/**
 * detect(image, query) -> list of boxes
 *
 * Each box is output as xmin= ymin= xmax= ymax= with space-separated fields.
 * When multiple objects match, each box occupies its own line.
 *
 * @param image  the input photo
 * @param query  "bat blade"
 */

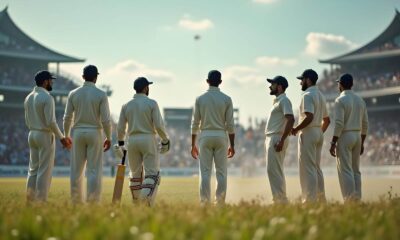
xmin=112 ymin=164 xmax=126 ymax=204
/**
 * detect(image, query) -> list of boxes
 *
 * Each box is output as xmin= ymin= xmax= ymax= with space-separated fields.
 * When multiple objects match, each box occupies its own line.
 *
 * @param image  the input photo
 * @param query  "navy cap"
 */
xmin=133 ymin=77 xmax=153 ymax=91
xmin=83 ymin=65 xmax=99 ymax=77
xmin=34 ymin=70 xmax=56 ymax=82
xmin=336 ymin=73 xmax=353 ymax=86
xmin=267 ymin=75 xmax=289 ymax=89
xmin=208 ymin=70 xmax=222 ymax=82
xmin=297 ymin=69 xmax=318 ymax=83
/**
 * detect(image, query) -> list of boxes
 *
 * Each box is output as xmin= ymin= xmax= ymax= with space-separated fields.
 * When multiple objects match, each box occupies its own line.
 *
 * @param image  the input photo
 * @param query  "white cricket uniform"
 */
xmin=24 ymin=86 xmax=64 ymax=201
xmin=333 ymin=90 xmax=368 ymax=201
xmin=117 ymin=93 xmax=169 ymax=204
xmin=63 ymin=81 xmax=111 ymax=203
xmin=298 ymin=86 xmax=328 ymax=202
xmin=265 ymin=93 xmax=293 ymax=203
xmin=191 ymin=86 xmax=235 ymax=204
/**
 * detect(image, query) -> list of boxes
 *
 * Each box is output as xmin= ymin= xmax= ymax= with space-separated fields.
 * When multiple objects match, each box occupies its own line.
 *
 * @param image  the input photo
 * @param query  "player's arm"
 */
xmin=152 ymin=102 xmax=169 ymax=142
xmin=330 ymin=100 xmax=344 ymax=157
xmin=45 ymin=96 xmax=71 ymax=149
xmin=360 ymin=105 xmax=369 ymax=155
xmin=191 ymin=98 xmax=201 ymax=159
xmin=63 ymin=92 xmax=74 ymax=138
xmin=24 ymin=98 xmax=30 ymax=128
xmin=116 ymin=105 xmax=127 ymax=146
xmin=99 ymin=94 xmax=112 ymax=151
xmin=292 ymin=95 xmax=314 ymax=135
xmin=275 ymin=114 xmax=294 ymax=152
xmin=225 ymin=97 xmax=235 ymax=158
xmin=292 ymin=112 xmax=313 ymax=135
xmin=321 ymin=100 xmax=330 ymax=133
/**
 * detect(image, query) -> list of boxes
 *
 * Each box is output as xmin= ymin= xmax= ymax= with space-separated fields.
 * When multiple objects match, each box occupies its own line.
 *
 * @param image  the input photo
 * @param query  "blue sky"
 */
xmin=2 ymin=0 xmax=399 ymax=126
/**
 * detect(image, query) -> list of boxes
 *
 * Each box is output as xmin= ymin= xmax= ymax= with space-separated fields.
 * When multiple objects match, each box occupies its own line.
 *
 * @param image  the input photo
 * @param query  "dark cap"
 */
xmin=297 ymin=69 xmax=318 ymax=83
xmin=267 ymin=75 xmax=289 ymax=89
xmin=83 ymin=65 xmax=99 ymax=77
xmin=336 ymin=73 xmax=353 ymax=86
xmin=34 ymin=70 xmax=56 ymax=82
xmin=133 ymin=77 xmax=153 ymax=91
xmin=207 ymin=70 xmax=222 ymax=82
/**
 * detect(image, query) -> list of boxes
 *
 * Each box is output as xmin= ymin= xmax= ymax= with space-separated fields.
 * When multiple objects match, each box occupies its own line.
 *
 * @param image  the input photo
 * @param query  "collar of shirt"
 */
xmin=273 ymin=93 xmax=286 ymax=104
xmin=207 ymin=86 xmax=220 ymax=91
xmin=83 ymin=81 xmax=96 ymax=87
xmin=34 ymin=86 xmax=50 ymax=95
xmin=133 ymin=93 xmax=148 ymax=98
xmin=340 ymin=90 xmax=353 ymax=96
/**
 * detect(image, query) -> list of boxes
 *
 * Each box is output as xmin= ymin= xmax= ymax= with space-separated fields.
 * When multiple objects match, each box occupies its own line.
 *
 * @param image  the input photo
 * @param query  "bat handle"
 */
xmin=121 ymin=150 xmax=127 ymax=165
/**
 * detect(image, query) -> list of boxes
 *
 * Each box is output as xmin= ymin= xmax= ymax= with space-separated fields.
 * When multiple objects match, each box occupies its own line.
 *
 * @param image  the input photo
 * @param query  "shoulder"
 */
xmin=218 ymin=90 xmax=232 ymax=102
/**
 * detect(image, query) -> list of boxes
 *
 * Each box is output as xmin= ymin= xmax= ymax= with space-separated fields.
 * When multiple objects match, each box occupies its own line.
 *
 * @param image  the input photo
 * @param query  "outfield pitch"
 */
xmin=1 ymin=176 xmax=400 ymax=204
xmin=0 ymin=177 xmax=399 ymax=240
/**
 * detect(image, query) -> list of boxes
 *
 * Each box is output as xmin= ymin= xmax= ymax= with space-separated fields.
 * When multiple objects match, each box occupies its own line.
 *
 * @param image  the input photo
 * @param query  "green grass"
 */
xmin=0 ymin=177 xmax=399 ymax=240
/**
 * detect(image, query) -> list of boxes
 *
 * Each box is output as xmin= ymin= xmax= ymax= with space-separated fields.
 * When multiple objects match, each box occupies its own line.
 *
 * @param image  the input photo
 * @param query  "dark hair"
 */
xmin=35 ymin=79 xmax=45 ymax=86
xmin=84 ymin=75 xmax=97 ymax=82
xmin=340 ymin=81 xmax=353 ymax=89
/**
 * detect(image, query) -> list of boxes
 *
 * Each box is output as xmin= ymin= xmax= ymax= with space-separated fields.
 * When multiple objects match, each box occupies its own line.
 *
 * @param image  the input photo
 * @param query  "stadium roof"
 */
xmin=320 ymin=10 xmax=400 ymax=64
xmin=0 ymin=7 xmax=84 ymax=62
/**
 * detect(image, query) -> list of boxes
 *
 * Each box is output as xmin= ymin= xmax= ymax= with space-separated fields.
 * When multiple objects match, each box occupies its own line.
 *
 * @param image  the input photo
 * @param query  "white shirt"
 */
xmin=24 ymin=86 xmax=64 ymax=139
xmin=117 ymin=93 xmax=169 ymax=141
xmin=265 ymin=93 xmax=293 ymax=136
xmin=334 ymin=90 xmax=368 ymax=137
xmin=63 ymin=81 xmax=111 ymax=139
xmin=191 ymin=86 xmax=235 ymax=135
xmin=299 ymin=86 xmax=328 ymax=130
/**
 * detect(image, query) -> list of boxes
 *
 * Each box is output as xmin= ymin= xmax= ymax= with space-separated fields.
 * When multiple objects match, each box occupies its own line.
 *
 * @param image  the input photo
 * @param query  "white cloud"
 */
xmin=255 ymin=56 xmax=297 ymax=67
xmin=178 ymin=15 xmax=214 ymax=31
xmin=252 ymin=0 xmax=278 ymax=4
xmin=305 ymin=32 xmax=358 ymax=57
xmin=223 ymin=56 xmax=299 ymax=86
xmin=107 ymin=59 xmax=175 ymax=83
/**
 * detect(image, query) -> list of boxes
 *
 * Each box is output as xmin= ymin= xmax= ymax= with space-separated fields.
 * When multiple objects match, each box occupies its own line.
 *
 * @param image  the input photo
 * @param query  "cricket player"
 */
xmin=292 ymin=69 xmax=330 ymax=203
xmin=329 ymin=73 xmax=368 ymax=202
xmin=24 ymin=70 xmax=71 ymax=202
xmin=265 ymin=76 xmax=294 ymax=204
xmin=191 ymin=70 xmax=235 ymax=206
xmin=63 ymin=65 xmax=112 ymax=203
xmin=116 ymin=77 xmax=170 ymax=206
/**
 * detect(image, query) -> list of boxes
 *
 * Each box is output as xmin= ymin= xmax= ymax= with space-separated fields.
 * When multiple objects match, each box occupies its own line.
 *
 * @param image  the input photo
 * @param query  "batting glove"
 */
xmin=113 ymin=144 xmax=126 ymax=159
xmin=160 ymin=139 xmax=170 ymax=154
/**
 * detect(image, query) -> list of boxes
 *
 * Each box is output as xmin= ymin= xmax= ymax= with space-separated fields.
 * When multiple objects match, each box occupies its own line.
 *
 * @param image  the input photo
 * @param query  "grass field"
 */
xmin=0 ymin=177 xmax=399 ymax=240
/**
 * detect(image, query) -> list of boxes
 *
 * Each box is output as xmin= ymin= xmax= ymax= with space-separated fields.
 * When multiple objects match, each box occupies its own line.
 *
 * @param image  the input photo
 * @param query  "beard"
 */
xmin=145 ymin=89 xmax=149 ymax=96
xmin=46 ymin=85 xmax=53 ymax=91
xmin=301 ymin=84 xmax=307 ymax=91
xmin=269 ymin=89 xmax=277 ymax=95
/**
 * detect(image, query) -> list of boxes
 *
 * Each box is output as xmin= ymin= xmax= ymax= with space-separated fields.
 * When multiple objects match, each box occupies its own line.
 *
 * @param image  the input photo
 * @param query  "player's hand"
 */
xmin=329 ymin=143 xmax=336 ymax=157
xmin=160 ymin=139 xmax=170 ymax=154
xmin=103 ymin=139 xmax=111 ymax=152
xmin=60 ymin=137 xmax=72 ymax=150
xmin=112 ymin=144 xmax=125 ymax=159
xmin=274 ymin=139 xmax=284 ymax=152
xmin=291 ymin=127 xmax=299 ymax=136
xmin=227 ymin=146 xmax=235 ymax=158
xmin=191 ymin=145 xmax=199 ymax=159
xmin=360 ymin=144 xmax=364 ymax=155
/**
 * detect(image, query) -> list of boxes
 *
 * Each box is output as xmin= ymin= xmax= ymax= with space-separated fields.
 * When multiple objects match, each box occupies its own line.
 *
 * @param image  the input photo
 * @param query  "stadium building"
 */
xmin=318 ymin=10 xmax=400 ymax=165
xmin=0 ymin=7 xmax=111 ymax=166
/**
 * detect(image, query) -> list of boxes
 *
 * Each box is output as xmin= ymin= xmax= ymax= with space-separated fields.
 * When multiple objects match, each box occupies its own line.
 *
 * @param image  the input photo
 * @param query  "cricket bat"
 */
xmin=112 ymin=149 xmax=127 ymax=204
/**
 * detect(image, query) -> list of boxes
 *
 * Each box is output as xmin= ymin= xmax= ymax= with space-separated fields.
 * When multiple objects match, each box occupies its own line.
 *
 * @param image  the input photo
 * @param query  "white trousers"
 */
xmin=27 ymin=130 xmax=55 ymax=202
xmin=298 ymin=127 xmax=325 ymax=202
xmin=265 ymin=134 xmax=289 ymax=203
xmin=70 ymin=128 xmax=103 ymax=203
xmin=336 ymin=131 xmax=362 ymax=201
xmin=127 ymin=134 xmax=160 ymax=202
xmin=198 ymin=135 xmax=228 ymax=204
